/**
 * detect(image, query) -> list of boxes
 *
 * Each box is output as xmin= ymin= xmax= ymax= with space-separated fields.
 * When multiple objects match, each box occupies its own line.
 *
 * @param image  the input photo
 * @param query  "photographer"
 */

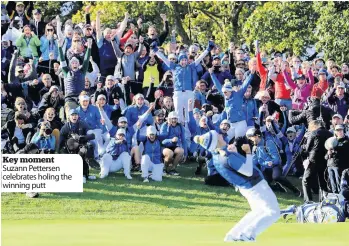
xmin=59 ymin=109 xmax=96 ymax=183
xmin=289 ymin=91 xmax=334 ymax=130
xmin=1 ymin=111 xmax=34 ymax=153
xmin=303 ymin=120 xmax=332 ymax=202
xmin=325 ymin=125 xmax=349 ymax=194
xmin=30 ymin=120 xmax=56 ymax=153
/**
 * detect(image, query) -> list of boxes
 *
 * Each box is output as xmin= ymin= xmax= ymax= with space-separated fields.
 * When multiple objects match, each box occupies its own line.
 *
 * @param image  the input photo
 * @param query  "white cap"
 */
xmin=286 ymin=127 xmax=296 ymax=133
xmin=106 ymin=75 xmax=115 ymax=81
xmin=337 ymin=82 xmax=345 ymax=88
xmin=168 ymin=111 xmax=179 ymax=119
xmin=168 ymin=53 xmax=177 ymax=60
xmin=97 ymin=94 xmax=106 ymax=100
xmin=79 ymin=95 xmax=90 ymax=101
xmin=49 ymin=86 xmax=59 ymax=93
xmin=332 ymin=114 xmax=343 ymax=120
xmin=146 ymin=126 xmax=157 ymax=136
xmin=220 ymin=119 xmax=231 ymax=125
xmin=118 ymin=117 xmax=128 ymax=123
xmin=134 ymin=93 xmax=144 ymax=100
xmin=116 ymin=128 xmax=126 ymax=135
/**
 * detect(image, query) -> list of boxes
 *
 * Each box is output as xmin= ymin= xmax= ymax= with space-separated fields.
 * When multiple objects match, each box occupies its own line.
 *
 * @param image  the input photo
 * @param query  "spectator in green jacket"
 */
xmin=15 ymin=24 xmax=40 ymax=61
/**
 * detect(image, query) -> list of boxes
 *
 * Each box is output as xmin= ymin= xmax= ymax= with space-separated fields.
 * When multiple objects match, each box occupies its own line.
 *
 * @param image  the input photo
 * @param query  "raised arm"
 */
xmin=194 ymin=41 xmax=215 ymax=66
xmin=82 ymin=39 xmax=92 ymax=74
xmin=282 ymin=69 xmax=297 ymax=90
xmin=157 ymin=14 xmax=169 ymax=45
xmin=153 ymin=42 xmax=171 ymax=68
xmin=134 ymin=37 xmax=144 ymax=59
xmin=238 ymin=72 xmax=255 ymax=96
xmin=55 ymin=16 xmax=64 ymax=42
xmin=8 ymin=50 xmax=19 ymax=83
xmin=58 ymin=40 xmax=69 ymax=75
xmin=83 ymin=5 xmax=92 ymax=25
xmin=96 ymin=11 xmax=102 ymax=42
xmin=209 ymin=69 xmax=223 ymax=96
xmin=116 ymin=12 xmax=129 ymax=39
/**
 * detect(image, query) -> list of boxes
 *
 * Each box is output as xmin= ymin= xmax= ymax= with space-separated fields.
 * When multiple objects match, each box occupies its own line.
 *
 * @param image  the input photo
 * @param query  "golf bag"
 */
xmin=281 ymin=193 xmax=347 ymax=223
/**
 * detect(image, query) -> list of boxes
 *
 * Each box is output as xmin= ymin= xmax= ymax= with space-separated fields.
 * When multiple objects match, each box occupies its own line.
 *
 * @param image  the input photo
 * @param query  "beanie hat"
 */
xmin=49 ymin=86 xmax=59 ymax=93
xmin=193 ymin=108 xmax=201 ymax=115
xmin=146 ymin=126 xmax=157 ymax=136
xmin=69 ymin=57 xmax=80 ymax=66
xmin=222 ymin=81 xmax=233 ymax=93
xmin=178 ymin=52 xmax=188 ymax=62
xmin=193 ymin=130 xmax=218 ymax=152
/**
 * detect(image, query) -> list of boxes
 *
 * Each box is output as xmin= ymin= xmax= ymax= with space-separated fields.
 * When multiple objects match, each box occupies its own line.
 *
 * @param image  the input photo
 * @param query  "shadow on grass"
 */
xmin=44 ymin=190 xmax=244 ymax=210
xmin=42 ymin=162 xmax=302 ymax=209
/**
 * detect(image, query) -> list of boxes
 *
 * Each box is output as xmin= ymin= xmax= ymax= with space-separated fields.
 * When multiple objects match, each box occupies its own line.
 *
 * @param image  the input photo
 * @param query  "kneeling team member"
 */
xmin=100 ymin=128 xmax=132 ymax=180
xmin=159 ymin=111 xmax=186 ymax=176
xmin=137 ymin=125 xmax=164 ymax=182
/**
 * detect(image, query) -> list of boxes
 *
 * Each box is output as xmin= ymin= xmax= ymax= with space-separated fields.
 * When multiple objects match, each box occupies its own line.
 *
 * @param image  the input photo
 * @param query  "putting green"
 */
xmin=2 ymin=220 xmax=348 ymax=246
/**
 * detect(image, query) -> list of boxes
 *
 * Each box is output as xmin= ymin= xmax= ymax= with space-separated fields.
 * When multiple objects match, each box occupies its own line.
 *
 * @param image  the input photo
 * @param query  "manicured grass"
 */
xmin=2 ymin=162 xmax=347 ymax=246
xmin=1 ymin=163 xmax=301 ymax=221
xmin=2 ymin=220 xmax=348 ymax=246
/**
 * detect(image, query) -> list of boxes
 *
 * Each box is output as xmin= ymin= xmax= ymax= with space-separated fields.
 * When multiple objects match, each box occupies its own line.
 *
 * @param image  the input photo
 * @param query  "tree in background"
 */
xmin=242 ymin=2 xmax=318 ymax=57
xmin=313 ymin=1 xmax=349 ymax=63
xmin=38 ymin=1 xmax=348 ymax=63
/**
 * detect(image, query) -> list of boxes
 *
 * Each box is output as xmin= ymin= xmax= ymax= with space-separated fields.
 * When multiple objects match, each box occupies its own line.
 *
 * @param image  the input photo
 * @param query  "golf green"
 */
xmin=2 ymin=220 xmax=348 ymax=246
xmin=2 ymin=164 xmax=348 ymax=245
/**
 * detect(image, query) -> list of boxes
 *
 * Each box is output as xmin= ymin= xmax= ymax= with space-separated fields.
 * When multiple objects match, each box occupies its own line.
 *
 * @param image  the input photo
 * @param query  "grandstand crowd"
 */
xmin=1 ymin=2 xmax=349 ymax=204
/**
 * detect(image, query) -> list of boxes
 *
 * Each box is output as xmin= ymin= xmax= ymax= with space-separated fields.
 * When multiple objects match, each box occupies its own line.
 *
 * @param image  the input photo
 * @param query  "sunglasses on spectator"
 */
xmin=47 ymin=29 xmax=54 ymax=32
xmin=73 ymin=40 xmax=81 ymax=43
xmin=86 ymin=28 xmax=92 ymax=31
xmin=18 ymin=70 xmax=24 ymax=73
xmin=274 ymin=54 xmax=282 ymax=58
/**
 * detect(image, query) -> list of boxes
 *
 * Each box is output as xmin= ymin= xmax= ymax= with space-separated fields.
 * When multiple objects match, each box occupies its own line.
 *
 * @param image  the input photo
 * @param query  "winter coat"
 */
xmin=283 ymin=69 xmax=314 ymax=110
xmin=288 ymin=99 xmax=334 ymax=129
xmin=253 ymin=138 xmax=281 ymax=168
xmin=212 ymin=73 xmax=254 ymax=123
xmin=136 ymin=129 xmax=162 ymax=164
xmin=305 ymin=127 xmax=332 ymax=165
xmin=16 ymin=34 xmax=41 ymax=58
xmin=159 ymin=122 xmax=187 ymax=156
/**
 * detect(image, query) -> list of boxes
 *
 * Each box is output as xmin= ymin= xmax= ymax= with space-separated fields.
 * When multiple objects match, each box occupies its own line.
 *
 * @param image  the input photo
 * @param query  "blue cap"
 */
xmin=212 ymin=55 xmax=220 ymax=60
xmin=318 ymin=69 xmax=327 ymax=75
xmin=69 ymin=109 xmax=79 ymax=116
xmin=193 ymin=108 xmax=201 ymax=114
xmin=178 ymin=52 xmax=188 ymax=61
xmin=33 ymin=9 xmax=42 ymax=14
